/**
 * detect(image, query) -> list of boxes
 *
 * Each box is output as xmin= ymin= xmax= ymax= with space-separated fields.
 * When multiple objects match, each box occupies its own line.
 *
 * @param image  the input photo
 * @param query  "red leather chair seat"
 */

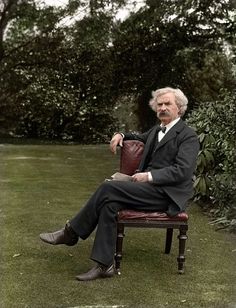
xmin=118 ymin=210 xmax=188 ymax=221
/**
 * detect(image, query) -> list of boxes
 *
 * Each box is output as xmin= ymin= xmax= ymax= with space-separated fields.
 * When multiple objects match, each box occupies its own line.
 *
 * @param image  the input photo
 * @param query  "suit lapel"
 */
xmin=154 ymin=119 xmax=185 ymax=152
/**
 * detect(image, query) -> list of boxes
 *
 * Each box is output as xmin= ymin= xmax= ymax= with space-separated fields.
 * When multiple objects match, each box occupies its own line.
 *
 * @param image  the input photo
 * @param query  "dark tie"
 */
xmin=161 ymin=126 xmax=166 ymax=133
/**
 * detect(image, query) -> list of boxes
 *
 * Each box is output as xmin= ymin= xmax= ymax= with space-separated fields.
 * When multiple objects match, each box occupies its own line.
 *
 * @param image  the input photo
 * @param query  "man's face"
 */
xmin=156 ymin=92 xmax=180 ymax=125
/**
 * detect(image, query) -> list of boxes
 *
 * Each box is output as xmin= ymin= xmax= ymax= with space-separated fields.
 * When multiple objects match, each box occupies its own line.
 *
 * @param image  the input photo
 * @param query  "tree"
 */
xmin=0 ymin=0 xmax=66 ymax=136
xmin=0 ymin=0 xmax=126 ymax=141
xmin=112 ymin=0 xmax=236 ymax=130
xmin=0 ymin=0 xmax=235 ymax=139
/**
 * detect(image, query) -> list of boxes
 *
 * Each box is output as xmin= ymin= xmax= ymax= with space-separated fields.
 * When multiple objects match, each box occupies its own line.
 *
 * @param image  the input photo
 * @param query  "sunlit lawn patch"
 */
xmin=0 ymin=143 xmax=236 ymax=307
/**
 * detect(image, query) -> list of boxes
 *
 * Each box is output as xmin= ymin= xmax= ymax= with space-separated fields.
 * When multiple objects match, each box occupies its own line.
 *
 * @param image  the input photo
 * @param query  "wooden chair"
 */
xmin=114 ymin=140 xmax=189 ymax=274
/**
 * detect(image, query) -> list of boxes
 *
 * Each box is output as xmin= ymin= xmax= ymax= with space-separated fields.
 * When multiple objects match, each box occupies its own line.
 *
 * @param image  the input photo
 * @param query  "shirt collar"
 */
xmin=160 ymin=117 xmax=180 ymax=133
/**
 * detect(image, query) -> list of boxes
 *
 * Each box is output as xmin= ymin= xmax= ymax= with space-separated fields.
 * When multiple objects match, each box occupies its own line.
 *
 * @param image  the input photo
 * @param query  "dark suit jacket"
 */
xmin=123 ymin=119 xmax=200 ymax=211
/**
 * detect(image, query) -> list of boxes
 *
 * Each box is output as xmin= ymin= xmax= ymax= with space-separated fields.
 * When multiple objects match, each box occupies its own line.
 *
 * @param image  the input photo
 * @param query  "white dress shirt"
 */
xmin=147 ymin=118 xmax=180 ymax=182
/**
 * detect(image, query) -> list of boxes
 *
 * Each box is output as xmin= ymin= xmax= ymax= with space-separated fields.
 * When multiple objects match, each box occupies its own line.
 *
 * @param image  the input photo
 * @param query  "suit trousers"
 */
xmin=69 ymin=180 xmax=178 ymax=266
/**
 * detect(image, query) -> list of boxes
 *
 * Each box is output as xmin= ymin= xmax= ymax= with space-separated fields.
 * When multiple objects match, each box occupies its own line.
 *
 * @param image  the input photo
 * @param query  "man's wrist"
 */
xmin=113 ymin=132 xmax=124 ymax=138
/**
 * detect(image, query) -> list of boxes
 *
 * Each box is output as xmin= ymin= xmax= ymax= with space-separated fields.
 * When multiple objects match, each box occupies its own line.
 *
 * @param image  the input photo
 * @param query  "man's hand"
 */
xmin=110 ymin=133 xmax=123 ymax=154
xmin=132 ymin=172 xmax=149 ymax=182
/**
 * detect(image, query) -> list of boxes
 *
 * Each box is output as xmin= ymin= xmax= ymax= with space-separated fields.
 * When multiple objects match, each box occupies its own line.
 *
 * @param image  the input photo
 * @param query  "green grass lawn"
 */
xmin=0 ymin=143 xmax=236 ymax=308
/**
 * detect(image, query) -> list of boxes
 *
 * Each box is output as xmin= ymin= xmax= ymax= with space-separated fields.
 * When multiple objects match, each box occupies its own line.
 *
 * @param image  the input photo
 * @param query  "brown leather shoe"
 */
xmin=39 ymin=222 xmax=78 ymax=246
xmin=76 ymin=263 xmax=115 ymax=281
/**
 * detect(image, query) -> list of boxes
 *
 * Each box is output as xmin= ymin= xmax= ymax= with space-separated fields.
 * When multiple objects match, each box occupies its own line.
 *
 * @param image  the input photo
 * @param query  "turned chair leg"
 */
xmin=177 ymin=225 xmax=188 ymax=274
xmin=115 ymin=223 xmax=125 ymax=275
xmin=165 ymin=228 xmax=173 ymax=254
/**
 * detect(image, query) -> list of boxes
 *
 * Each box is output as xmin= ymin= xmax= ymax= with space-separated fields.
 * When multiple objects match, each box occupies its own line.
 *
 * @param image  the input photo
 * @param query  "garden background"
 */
xmin=0 ymin=0 xmax=236 ymax=306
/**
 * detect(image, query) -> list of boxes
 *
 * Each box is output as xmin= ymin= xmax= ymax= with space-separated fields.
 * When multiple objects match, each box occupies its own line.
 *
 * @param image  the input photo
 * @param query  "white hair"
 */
xmin=149 ymin=87 xmax=188 ymax=116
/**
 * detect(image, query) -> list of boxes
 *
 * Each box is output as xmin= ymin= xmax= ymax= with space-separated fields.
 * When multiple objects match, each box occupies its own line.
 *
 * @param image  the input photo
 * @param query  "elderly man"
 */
xmin=40 ymin=87 xmax=199 ymax=281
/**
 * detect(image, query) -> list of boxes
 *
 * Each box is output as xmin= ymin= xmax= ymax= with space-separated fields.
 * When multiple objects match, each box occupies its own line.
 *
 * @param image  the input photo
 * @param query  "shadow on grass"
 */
xmin=0 ymin=143 xmax=236 ymax=308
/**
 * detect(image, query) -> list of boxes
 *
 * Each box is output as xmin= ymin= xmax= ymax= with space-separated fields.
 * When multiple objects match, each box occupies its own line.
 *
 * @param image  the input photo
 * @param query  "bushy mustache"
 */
xmin=158 ymin=111 xmax=171 ymax=116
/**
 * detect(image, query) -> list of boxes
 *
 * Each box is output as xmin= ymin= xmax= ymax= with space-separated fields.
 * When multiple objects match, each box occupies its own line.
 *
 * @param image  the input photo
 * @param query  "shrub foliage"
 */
xmin=187 ymin=90 xmax=236 ymax=231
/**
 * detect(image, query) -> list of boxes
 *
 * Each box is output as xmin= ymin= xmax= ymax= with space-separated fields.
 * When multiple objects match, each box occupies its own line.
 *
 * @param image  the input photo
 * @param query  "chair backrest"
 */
xmin=120 ymin=140 xmax=144 ymax=175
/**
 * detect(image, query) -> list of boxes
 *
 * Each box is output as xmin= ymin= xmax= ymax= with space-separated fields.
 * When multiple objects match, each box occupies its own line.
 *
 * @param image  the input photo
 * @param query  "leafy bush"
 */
xmin=187 ymin=90 xmax=236 ymax=232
